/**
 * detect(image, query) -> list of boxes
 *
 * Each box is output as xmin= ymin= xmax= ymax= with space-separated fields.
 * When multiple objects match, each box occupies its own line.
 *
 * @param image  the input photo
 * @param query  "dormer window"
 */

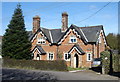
xmin=69 ymin=35 xmax=77 ymax=43
xmin=37 ymin=37 xmax=46 ymax=44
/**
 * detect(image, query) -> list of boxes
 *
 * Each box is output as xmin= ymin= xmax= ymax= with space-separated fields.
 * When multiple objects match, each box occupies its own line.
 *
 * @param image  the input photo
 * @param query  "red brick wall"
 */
xmin=31 ymin=29 xmax=106 ymax=68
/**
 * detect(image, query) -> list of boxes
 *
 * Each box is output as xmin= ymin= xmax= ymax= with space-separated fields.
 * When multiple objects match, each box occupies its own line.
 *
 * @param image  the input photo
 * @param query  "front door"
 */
xmin=74 ymin=53 xmax=79 ymax=68
xmin=36 ymin=54 xmax=40 ymax=60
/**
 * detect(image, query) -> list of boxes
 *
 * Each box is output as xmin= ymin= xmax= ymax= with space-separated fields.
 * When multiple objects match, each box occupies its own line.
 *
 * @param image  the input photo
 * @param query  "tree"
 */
xmin=57 ymin=51 xmax=63 ymax=60
xmin=2 ymin=3 xmax=31 ymax=60
xmin=106 ymin=33 xmax=118 ymax=50
xmin=117 ymin=34 xmax=120 ymax=54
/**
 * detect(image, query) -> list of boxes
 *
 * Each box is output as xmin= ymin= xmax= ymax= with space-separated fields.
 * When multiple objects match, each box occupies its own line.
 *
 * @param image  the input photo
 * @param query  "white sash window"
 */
xmin=37 ymin=37 xmax=46 ymax=44
xmin=48 ymin=53 xmax=54 ymax=60
xmin=69 ymin=35 xmax=77 ymax=43
xmin=87 ymin=53 xmax=92 ymax=61
xmin=64 ymin=53 xmax=70 ymax=61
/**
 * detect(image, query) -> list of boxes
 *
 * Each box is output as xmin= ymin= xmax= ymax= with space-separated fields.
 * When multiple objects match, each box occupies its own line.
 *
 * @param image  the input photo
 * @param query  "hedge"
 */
xmin=3 ymin=57 xmax=68 ymax=71
xmin=112 ymin=54 xmax=120 ymax=72
xmin=100 ymin=51 xmax=110 ymax=74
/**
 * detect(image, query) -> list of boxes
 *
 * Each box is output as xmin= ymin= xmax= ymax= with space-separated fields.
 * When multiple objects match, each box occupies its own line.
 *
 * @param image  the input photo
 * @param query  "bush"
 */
xmin=100 ymin=51 xmax=110 ymax=74
xmin=113 ymin=54 xmax=120 ymax=72
xmin=3 ymin=57 xmax=68 ymax=71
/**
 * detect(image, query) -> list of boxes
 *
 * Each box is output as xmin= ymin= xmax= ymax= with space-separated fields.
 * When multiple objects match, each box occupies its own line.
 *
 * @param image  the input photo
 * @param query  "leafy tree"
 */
xmin=2 ymin=3 xmax=31 ymax=60
xmin=117 ymin=34 xmax=120 ymax=54
xmin=106 ymin=33 xmax=118 ymax=50
xmin=57 ymin=51 xmax=63 ymax=60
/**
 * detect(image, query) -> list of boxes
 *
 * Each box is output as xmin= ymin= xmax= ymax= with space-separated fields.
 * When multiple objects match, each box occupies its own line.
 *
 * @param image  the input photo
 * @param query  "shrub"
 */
xmin=100 ymin=51 xmax=110 ymax=74
xmin=113 ymin=54 xmax=120 ymax=72
xmin=3 ymin=57 xmax=68 ymax=71
xmin=57 ymin=51 xmax=63 ymax=60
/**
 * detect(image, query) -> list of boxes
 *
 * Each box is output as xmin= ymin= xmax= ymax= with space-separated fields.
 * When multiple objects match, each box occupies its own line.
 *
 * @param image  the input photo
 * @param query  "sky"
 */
xmin=1 ymin=2 xmax=118 ymax=36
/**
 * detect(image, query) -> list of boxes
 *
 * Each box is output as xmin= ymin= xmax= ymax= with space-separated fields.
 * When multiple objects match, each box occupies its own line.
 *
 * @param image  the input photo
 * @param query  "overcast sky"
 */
xmin=1 ymin=2 xmax=118 ymax=36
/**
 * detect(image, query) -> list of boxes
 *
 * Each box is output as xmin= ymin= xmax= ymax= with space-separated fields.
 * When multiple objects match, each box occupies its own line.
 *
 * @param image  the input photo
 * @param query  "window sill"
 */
xmin=64 ymin=59 xmax=70 ymax=61
xmin=87 ymin=60 xmax=92 ymax=62
xmin=69 ymin=42 xmax=77 ymax=44
xmin=37 ymin=43 xmax=46 ymax=45
xmin=48 ymin=60 xmax=54 ymax=61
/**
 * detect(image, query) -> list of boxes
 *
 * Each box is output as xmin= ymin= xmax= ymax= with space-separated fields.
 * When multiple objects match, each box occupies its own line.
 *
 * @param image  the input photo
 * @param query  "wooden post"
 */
xmin=102 ymin=65 xmax=105 ymax=74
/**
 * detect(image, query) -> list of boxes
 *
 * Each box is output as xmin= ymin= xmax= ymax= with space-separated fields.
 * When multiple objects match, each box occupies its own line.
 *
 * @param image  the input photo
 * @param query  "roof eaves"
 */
xmin=68 ymin=44 xmax=85 ymax=54
xmin=49 ymin=30 xmax=53 ymax=43
xmin=79 ymin=28 xmax=88 ymax=42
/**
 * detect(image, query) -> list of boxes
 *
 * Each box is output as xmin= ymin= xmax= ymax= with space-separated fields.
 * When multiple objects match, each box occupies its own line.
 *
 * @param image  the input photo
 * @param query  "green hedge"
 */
xmin=3 ymin=57 xmax=68 ymax=71
xmin=100 ymin=51 xmax=110 ymax=74
xmin=113 ymin=54 xmax=120 ymax=72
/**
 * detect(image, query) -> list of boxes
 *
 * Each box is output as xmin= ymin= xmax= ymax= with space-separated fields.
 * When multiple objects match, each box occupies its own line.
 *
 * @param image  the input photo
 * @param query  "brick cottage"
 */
xmin=28 ymin=12 xmax=107 ymax=68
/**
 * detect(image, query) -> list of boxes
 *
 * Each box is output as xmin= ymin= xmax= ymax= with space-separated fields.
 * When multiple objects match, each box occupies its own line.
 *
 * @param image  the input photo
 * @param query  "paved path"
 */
xmin=2 ymin=68 xmax=119 ymax=80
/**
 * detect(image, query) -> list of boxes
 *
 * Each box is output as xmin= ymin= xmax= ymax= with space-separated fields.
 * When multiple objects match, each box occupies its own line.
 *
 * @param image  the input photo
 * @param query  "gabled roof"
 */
xmin=57 ymin=24 xmax=89 ymax=44
xmin=50 ymin=29 xmax=64 ymax=43
xmin=32 ymin=45 xmax=46 ymax=55
xmin=68 ymin=44 xmax=85 ymax=54
xmin=30 ymin=27 xmax=51 ymax=43
xmin=81 ymin=25 xmax=103 ymax=42
xmin=27 ymin=31 xmax=33 ymax=41
xmin=30 ymin=24 xmax=104 ymax=45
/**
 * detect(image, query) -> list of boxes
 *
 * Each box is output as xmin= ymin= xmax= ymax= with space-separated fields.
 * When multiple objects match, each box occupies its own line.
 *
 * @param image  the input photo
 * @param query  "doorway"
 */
xmin=74 ymin=53 xmax=79 ymax=68
xmin=36 ymin=54 xmax=40 ymax=60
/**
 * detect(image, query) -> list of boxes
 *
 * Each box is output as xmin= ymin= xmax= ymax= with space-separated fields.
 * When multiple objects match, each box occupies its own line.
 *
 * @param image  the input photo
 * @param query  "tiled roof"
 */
xmin=32 ymin=45 xmax=46 ymax=55
xmin=68 ymin=44 xmax=85 ymax=54
xmin=29 ymin=24 xmax=103 ymax=44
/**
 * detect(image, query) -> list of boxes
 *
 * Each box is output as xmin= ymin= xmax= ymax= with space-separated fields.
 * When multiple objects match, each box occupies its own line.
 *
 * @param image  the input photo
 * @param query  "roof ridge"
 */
xmin=41 ymin=27 xmax=61 ymax=31
xmin=79 ymin=25 xmax=103 ymax=28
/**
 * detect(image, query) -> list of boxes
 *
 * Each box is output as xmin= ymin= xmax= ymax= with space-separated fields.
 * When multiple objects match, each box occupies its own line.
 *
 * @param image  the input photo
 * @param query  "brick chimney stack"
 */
xmin=32 ymin=15 xmax=40 ymax=34
xmin=61 ymin=12 xmax=68 ymax=32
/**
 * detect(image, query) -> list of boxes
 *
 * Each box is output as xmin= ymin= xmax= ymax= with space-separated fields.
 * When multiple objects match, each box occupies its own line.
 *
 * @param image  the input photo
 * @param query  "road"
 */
xmin=2 ymin=68 xmax=119 ymax=80
xmin=42 ymin=70 xmax=118 ymax=80
xmin=2 ymin=68 xmax=56 ymax=80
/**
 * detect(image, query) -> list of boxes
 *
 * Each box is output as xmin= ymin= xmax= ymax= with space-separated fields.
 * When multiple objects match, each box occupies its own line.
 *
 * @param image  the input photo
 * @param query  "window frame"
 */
xmin=37 ymin=37 xmax=46 ymax=44
xmin=87 ymin=53 xmax=92 ymax=61
xmin=47 ymin=52 xmax=54 ymax=60
xmin=64 ymin=53 xmax=70 ymax=61
xmin=69 ymin=35 xmax=77 ymax=43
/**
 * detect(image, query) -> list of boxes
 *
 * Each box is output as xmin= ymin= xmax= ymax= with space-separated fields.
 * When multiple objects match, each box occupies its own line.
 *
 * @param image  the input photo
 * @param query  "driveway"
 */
xmin=42 ymin=70 xmax=118 ymax=80
xmin=2 ymin=68 xmax=119 ymax=80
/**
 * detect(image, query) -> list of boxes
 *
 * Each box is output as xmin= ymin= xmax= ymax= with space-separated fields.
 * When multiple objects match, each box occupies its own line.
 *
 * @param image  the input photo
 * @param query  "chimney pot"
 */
xmin=62 ymin=12 xmax=68 ymax=16
xmin=32 ymin=15 xmax=40 ymax=34
xmin=61 ymin=12 xmax=68 ymax=32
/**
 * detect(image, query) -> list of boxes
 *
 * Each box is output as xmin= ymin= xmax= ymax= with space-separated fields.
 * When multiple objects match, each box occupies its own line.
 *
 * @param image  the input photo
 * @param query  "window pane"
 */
xmin=49 ymin=53 xmax=51 ymax=59
xmin=43 ymin=41 xmax=45 ymax=43
xmin=38 ymin=37 xmax=46 ymax=44
xmin=65 ymin=54 xmax=67 ymax=60
xmin=71 ymin=39 xmax=73 ymax=42
xmin=49 ymin=53 xmax=53 ymax=60
xmin=68 ymin=54 xmax=71 ymax=59
xmin=88 ymin=54 xmax=91 ymax=60
xmin=74 ymin=39 xmax=76 ymax=42
xmin=51 ymin=56 xmax=53 ymax=60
